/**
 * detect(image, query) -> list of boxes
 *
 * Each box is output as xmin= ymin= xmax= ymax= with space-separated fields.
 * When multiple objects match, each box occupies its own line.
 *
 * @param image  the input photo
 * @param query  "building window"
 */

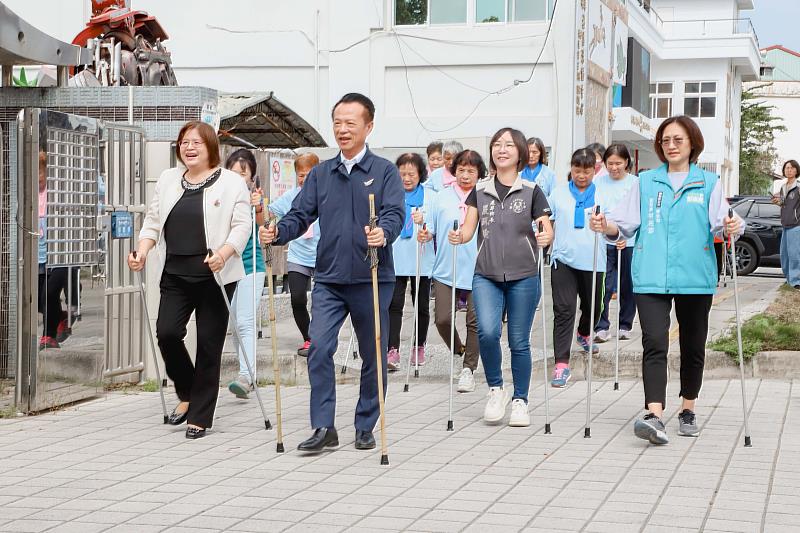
xmin=649 ymin=82 xmax=673 ymax=119
xmin=395 ymin=0 xmax=428 ymax=25
xmin=431 ymin=0 xmax=468 ymax=24
xmin=396 ymin=0 xmax=549 ymax=25
xmin=684 ymin=82 xmax=716 ymax=118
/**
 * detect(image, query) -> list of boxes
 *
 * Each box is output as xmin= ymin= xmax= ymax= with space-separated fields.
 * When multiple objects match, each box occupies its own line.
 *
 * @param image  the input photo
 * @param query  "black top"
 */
xmin=163 ymin=171 xmax=221 ymax=279
xmin=466 ymin=178 xmax=549 ymax=220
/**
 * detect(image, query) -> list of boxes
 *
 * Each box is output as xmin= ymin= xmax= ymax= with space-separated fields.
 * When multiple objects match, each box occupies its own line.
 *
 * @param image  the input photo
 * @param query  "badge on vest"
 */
xmin=510 ymin=198 xmax=527 ymax=214
xmin=363 ymin=179 xmax=374 ymax=187
xmin=686 ymin=193 xmax=704 ymax=204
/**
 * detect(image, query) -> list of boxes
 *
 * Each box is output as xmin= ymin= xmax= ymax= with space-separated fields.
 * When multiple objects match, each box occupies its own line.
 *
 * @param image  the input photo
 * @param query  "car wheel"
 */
xmin=734 ymin=240 xmax=758 ymax=276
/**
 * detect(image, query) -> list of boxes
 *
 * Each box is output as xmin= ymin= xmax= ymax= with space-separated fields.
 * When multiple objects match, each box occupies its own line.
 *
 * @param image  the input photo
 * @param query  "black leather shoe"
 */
xmin=168 ymin=407 xmax=188 ymax=426
xmin=185 ymin=426 xmax=206 ymax=439
xmin=355 ymin=430 xmax=376 ymax=450
xmin=297 ymin=427 xmax=338 ymax=452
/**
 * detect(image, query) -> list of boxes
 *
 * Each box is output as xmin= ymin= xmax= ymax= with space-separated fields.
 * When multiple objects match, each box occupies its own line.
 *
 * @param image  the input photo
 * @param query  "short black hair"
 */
xmin=586 ymin=143 xmax=606 ymax=157
xmin=449 ymin=149 xmax=487 ymax=180
xmin=571 ymin=148 xmax=596 ymax=169
xmin=332 ymin=93 xmax=375 ymax=122
xmin=395 ymin=152 xmax=428 ymax=183
xmin=783 ymin=160 xmax=800 ymax=178
xmin=225 ymin=148 xmax=259 ymax=188
xmin=426 ymin=141 xmax=443 ymax=156
xmin=603 ymin=143 xmax=632 ymax=170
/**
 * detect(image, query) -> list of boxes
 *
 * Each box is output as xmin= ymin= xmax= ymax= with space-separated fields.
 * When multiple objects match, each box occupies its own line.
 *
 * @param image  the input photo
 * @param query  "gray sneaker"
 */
xmin=619 ymin=329 xmax=633 ymax=340
xmin=678 ymin=409 xmax=700 ymax=437
xmin=594 ymin=330 xmax=611 ymax=343
xmin=634 ymin=413 xmax=669 ymax=445
xmin=228 ymin=376 xmax=254 ymax=399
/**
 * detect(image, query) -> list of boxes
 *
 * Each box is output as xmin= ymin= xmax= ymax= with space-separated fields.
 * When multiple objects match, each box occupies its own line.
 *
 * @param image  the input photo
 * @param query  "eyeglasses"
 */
xmin=179 ymin=140 xmax=205 ymax=148
xmin=491 ymin=142 xmax=517 ymax=151
xmin=660 ymin=136 xmax=686 ymax=147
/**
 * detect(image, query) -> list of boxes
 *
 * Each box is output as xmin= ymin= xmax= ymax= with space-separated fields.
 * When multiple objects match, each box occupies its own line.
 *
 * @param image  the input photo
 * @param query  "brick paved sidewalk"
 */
xmin=1 ymin=378 xmax=797 ymax=533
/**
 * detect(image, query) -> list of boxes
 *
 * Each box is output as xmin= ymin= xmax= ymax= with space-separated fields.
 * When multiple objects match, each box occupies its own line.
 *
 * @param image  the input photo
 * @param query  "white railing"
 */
xmin=660 ymin=18 xmax=760 ymax=49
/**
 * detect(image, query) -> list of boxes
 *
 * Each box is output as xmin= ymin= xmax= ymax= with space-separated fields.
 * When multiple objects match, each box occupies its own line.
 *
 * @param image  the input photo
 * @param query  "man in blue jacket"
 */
xmin=260 ymin=93 xmax=404 ymax=452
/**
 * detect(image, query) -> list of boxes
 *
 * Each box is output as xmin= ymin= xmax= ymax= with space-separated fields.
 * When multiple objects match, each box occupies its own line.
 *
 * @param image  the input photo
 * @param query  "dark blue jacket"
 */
xmin=275 ymin=148 xmax=405 ymax=284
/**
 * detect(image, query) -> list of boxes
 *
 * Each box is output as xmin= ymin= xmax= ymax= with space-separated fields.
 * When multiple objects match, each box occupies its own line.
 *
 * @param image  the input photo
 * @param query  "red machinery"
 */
xmin=72 ymin=0 xmax=177 ymax=86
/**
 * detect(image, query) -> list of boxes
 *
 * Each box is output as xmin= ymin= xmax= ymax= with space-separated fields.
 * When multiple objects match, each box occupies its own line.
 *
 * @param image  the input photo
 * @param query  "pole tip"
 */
xmin=744 ymin=436 xmax=752 ymax=447
xmin=276 ymin=442 xmax=285 ymax=453
xmin=341 ymin=367 xmax=347 ymax=374
xmin=403 ymin=384 xmax=409 ymax=392
xmin=163 ymin=416 xmax=168 ymax=424
xmin=162 ymin=379 xmax=168 ymax=387
xmin=584 ymin=427 xmax=591 ymax=438
xmin=414 ymin=370 xmax=419 ymax=378
xmin=446 ymin=420 xmax=454 ymax=431
xmin=614 ymin=382 xmax=619 ymax=391
xmin=380 ymin=455 xmax=389 ymax=465
xmin=545 ymin=423 xmax=551 ymax=434
xmin=265 ymin=420 xmax=272 ymax=430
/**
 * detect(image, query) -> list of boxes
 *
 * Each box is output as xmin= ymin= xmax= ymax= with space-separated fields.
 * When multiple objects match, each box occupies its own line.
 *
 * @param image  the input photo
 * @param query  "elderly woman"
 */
xmin=521 ymin=137 xmax=557 ymax=198
xmin=425 ymin=140 xmax=465 ymax=192
xmin=128 ymin=121 xmax=251 ymax=439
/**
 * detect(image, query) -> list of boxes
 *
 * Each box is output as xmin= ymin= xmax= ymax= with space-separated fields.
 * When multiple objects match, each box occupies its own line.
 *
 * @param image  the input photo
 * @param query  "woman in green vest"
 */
xmin=590 ymin=115 xmax=743 ymax=445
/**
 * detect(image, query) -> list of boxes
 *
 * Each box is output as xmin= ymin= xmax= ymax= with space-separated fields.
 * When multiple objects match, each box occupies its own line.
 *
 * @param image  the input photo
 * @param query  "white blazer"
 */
xmin=139 ymin=167 xmax=251 ymax=285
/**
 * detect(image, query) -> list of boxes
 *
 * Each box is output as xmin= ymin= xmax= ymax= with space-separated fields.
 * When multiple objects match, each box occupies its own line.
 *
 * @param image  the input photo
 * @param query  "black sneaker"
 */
xmin=678 ymin=409 xmax=700 ymax=437
xmin=634 ymin=413 xmax=669 ymax=445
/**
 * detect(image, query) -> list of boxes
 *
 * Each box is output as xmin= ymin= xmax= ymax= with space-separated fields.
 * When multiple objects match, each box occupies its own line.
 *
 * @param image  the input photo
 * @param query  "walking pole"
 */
xmin=368 ymin=195 xmax=390 ymax=465
xmin=404 ymin=218 xmax=424 ymax=392
xmin=728 ymin=209 xmax=753 ymax=447
xmin=447 ymin=220 xmax=458 ymax=432
xmin=614 ymin=246 xmax=621 ymax=391
xmin=263 ymin=223 xmax=285 ymax=453
xmin=130 ymin=251 xmax=169 ymax=424
xmin=207 ymin=250 xmax=273 ymax=432
xmin=251 ymin=201 xmax=260 ymax=394
xmin=537 ymin=223 xmax=551 ymax=434
xmin=585 ymin=205 xmax=601 ymax=439
xmin=341 ymin=317 xmax=358 ymax=375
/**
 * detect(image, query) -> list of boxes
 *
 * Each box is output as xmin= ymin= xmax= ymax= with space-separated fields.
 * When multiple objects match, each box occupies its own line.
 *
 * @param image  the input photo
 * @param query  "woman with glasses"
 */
xmin=128 ymin=121 xmax=251 ymax=439
xmin=450 ymin=129 xmax=554 ymax=427
xmin=590 ymin=115 xmax=743 ymax=445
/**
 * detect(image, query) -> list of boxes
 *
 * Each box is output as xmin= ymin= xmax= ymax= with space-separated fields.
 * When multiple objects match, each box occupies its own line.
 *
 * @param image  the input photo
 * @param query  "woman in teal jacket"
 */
xmin=591 ymin=115 xmax=743 ymax=445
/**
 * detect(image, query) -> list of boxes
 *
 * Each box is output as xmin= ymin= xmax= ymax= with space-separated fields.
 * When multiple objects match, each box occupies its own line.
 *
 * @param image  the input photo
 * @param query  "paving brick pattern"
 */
xmin=1 ymin=377 xmax=797 ymax=532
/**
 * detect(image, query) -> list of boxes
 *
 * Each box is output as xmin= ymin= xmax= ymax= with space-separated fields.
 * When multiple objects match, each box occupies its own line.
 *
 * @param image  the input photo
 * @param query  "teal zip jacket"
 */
xmin=633 ymin=164 xmax=718 ymax=294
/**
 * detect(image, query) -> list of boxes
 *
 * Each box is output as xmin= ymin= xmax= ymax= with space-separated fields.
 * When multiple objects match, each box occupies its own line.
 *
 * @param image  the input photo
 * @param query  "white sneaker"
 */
xmin=594 ymin=330 xmax=610 ymax=343
xmin=509 ymin=399 xmax=530 ymax=427
xmin=483 ymin=386 xmax=510 ymax=423
xmin=619 ymin=329 xmax=633 ymax=340
xmin=457 ymin=368 xmax=475 ymax=393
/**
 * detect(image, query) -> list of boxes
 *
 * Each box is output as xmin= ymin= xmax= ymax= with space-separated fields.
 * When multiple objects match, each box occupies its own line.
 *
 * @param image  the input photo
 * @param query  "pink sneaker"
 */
xmin=411 ymin=346 xmax=426 ymax=367
xmin=387 ymin=347 xmax=400 ymax=371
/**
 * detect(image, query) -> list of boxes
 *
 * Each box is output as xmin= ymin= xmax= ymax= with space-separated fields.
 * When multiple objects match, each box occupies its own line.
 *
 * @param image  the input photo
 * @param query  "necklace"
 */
xmin=182 ymin=168 xmax=221 ymax=191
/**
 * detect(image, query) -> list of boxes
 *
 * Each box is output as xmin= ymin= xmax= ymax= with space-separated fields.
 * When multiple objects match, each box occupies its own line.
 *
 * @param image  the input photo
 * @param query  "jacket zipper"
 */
xmin=525 ymin=236 xmax=537 ymax=262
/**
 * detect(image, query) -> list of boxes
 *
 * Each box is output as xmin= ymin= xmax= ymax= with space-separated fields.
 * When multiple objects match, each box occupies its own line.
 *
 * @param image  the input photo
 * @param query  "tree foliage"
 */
xmin=395 ymin=0 xmax=427 ymax=25
xmin=739 ymin=85 xmax=786 ymax=195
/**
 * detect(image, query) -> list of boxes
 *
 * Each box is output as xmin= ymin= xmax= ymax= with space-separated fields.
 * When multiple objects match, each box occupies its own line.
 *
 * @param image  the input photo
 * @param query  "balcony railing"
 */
xmin=660 ymin=18 xmax=760 ymax=50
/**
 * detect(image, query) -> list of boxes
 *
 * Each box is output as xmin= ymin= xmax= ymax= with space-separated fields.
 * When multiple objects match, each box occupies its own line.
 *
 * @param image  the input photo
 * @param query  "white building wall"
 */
xmin=748 ymin=82 xmax=800 ymax=175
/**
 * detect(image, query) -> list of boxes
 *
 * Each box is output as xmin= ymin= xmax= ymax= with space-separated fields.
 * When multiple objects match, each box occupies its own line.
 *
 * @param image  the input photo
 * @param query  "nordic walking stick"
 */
xmin=251 ymin=203 xmax=260 ymax=391
xmin=614 ymin=246 xmax=621 ymax=391
xmin=537 ymin=223 xmax=551 ymax=434
xmin=404 ymin=218 xmax=425 ymax=392
xmin=447 ymin=220 xmax=458 ymax=432
xmin=206 ymin=250 xmax=273 ymax=432
xmin=368 ymin=195 xmax=390 ymax=465
xmin=585 ymin=205 xmax=601 ymax=439
xmin=263 ymin=224 xmax=285 ymax=453
xmin=341 ymin=317 xmax=358 ymax=375
xmin=728 ymin=209 xmax=752 ymax=447
xmin=130 ymin=251 xmax=169 ymax=424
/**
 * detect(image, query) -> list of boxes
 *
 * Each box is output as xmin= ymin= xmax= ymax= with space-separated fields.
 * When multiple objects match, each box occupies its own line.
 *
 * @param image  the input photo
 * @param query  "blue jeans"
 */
xmin=230 ymin=272 xmax=266 ymax=382
xmin=781 ymin=225 xmax=800 ymax=287
xmin=473 ymin=274 xmax=541 ymax=402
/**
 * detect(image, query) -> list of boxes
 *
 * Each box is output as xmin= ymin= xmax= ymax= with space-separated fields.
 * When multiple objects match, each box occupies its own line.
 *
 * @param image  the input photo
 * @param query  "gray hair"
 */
xmin=442 ymin=140 xmax=464 ymax=156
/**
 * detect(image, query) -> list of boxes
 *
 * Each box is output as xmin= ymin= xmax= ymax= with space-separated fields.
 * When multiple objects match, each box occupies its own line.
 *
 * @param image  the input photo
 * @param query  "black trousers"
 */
xmin=550 ymin=260 xmax=604 ymax=364
xmin=388 ymin=276 xmax=431 ymax=349
xmin=636 ymin=293 xmax=713 ymax=409
xmin=287 ymin=271 xmax=312 ymax=342
xmin=156 ymin=273 xmax=236 ymax=428
xmin=38 ymin=266 xmax=67 ymax=339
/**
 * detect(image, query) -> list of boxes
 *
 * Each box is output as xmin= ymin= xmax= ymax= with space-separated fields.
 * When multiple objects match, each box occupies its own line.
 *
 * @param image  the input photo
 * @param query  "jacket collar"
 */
xmin=651 ymin=163 xmax=705 ymax=192
xmin=482 ymin=175 xmax=525 ymax=201
xmin=334 ymin=145 xmax=374 ymax=176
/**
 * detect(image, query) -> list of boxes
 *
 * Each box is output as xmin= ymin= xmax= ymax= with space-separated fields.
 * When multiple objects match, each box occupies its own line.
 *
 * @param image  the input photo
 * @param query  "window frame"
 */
xmin=683 ymin=80 xmax=717 ymax=119
xmin=393 ymin=0 xmax=552 ymax=26
xmin=649 ymin=82 xmax=674 ymax=120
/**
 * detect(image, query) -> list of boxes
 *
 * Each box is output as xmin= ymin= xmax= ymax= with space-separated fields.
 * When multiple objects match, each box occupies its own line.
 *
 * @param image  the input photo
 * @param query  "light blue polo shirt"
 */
xmin=392 ymin=188 xmax=436 ymax=277
xmin=268 ymin=187 xmax=320 ymax=268
xmin=549 ymin=183 xmax=611 ymax=272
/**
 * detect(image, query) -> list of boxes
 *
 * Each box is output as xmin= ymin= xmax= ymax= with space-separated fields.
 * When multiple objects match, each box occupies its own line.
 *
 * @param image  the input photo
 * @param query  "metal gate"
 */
xmin=16 ymin=109 xmax=103 ymax=412
xmin=102 ymin=124 xmax=150 ymax=382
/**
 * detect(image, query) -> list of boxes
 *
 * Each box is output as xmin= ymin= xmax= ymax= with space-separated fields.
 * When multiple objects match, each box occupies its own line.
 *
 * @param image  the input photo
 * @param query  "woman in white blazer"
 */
xmin=128 ymin=121 xmax=250 ymax=439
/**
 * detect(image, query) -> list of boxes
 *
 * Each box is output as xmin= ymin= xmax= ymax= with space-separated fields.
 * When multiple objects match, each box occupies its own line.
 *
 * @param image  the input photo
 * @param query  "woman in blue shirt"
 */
xmin=388 ymin=153 xmax=436 ymax=370
xmin=520 ymin=136 xmax=556 ymax=198
xmin=226 ymin=149 xmax=267 ymax=399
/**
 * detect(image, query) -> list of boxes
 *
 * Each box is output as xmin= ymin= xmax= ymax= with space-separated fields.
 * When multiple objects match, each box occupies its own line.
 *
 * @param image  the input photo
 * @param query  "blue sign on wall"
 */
xmin=111 ymin=211 xmax=134 ymax=239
